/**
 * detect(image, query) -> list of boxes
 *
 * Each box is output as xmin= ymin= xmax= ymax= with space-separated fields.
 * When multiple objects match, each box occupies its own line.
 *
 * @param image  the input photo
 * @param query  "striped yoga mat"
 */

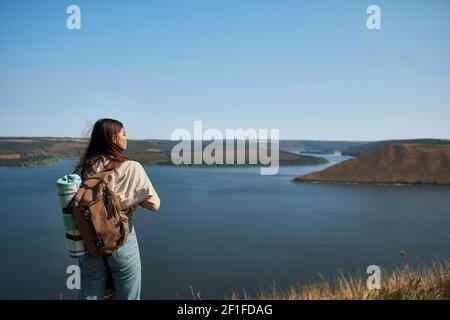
xmin=56 ymin=174 xmax=88 ymax=258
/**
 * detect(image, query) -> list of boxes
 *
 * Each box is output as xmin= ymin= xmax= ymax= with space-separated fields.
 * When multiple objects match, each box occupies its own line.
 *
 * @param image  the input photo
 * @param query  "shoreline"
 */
xmin=292 ymin=178 xmax=450 ymax=186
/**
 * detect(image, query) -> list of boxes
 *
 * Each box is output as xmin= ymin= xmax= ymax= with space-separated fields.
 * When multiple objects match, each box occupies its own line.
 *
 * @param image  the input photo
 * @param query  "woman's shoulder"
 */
xmin=112 ymin=160 xmax=150 ymax=189
xmin=117 ymin=160 xmax=145 ymax=174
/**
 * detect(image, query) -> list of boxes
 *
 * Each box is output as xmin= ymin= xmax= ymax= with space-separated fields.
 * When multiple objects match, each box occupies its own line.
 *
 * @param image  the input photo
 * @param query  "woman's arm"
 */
xmin=110 ymin=160 xmax=161 ymax=212
xmin=139 ymin=183 xmax=160 ymax=211
xmin=133 ymin=161 xmax=161 ymax=212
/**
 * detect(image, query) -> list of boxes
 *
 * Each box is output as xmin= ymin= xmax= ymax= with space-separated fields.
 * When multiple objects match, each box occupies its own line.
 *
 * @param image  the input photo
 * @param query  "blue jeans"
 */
xmin=79 ymin=220 xmax=141 ymax=300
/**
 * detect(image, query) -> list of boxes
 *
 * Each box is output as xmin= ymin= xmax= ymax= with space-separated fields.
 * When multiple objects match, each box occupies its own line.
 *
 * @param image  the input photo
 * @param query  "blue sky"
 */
xmin=0 ymin=0 xmax=449 ymax=140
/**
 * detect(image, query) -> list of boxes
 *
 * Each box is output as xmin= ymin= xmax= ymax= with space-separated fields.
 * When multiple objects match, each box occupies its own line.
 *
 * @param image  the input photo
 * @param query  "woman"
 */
xmin=74 ymin=118 xmax=160 ymax=300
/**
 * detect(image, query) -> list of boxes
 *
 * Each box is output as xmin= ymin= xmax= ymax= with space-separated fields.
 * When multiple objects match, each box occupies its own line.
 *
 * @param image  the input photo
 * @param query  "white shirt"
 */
xmin=92 ymin=159 xmax=161 ymax=212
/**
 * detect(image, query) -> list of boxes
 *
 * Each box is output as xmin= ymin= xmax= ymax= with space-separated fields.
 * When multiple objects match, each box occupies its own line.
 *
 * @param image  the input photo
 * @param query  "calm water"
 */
xmin=0 ymin=154 xmax=449 ymax=299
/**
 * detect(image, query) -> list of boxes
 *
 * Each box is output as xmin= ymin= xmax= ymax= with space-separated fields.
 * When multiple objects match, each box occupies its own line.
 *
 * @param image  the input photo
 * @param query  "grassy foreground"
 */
xmin=228 ymin=261 xmax=450 ymax=300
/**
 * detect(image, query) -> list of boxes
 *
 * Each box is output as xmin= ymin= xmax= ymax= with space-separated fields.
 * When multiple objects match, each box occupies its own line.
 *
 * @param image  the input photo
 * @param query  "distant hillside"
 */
xmin=342 ymin=139 xmax=450 ymax=157
xmin=0 ymin=137 xmax=178 ymax=167
xmin=280 ymin=140 xmax=368 ymax=154
xmin=294 ymin=144 xmax=450 ymax=185
xmin=0 ymin=137 xmax=328 ymax=167
xmin=129 ymin=149 xmax=328 ymax=166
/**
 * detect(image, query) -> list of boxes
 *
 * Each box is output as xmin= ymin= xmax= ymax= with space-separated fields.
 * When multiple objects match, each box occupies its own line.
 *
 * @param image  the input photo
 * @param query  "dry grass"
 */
xmin=229 ymin=261 xmax=450 ymax=300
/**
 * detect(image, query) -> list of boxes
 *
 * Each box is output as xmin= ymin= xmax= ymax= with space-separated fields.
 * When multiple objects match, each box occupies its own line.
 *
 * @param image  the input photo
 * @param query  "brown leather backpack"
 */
xmin=68 ymin=169 xmax=129 ymax=257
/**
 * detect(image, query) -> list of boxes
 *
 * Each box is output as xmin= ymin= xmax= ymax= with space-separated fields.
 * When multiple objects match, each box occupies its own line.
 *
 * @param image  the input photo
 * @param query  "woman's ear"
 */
xmin=112 ymin=134 xmax=118 ymax=145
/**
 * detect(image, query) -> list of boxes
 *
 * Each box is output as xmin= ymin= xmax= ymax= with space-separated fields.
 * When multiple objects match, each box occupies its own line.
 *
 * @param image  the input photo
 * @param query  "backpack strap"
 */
xmin=71 ymin=186 xmax=86 ymax=204
xmin=80 ymin=158 xmax=125 ymax=190
xmin=82 ymin=170 xmax=114 ymax=189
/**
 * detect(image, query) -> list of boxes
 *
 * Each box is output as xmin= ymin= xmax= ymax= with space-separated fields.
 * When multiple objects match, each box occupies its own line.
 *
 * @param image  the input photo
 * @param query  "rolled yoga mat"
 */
xmin=56 ymin=174 xmax=88 ymax=258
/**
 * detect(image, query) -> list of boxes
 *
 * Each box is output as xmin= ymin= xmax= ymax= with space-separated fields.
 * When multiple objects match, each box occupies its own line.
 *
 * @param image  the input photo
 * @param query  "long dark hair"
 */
xmin=74 ymin=118 xmax=128 ymax=177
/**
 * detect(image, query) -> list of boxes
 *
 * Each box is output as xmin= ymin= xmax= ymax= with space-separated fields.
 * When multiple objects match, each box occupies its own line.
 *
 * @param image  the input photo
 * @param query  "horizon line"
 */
xmin=1 ymin=135 xmax=449 ymax=143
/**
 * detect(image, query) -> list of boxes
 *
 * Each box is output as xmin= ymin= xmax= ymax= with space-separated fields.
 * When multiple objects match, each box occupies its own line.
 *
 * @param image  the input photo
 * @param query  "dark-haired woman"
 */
xmin=74 ymin=118 xmax=160 ymax=300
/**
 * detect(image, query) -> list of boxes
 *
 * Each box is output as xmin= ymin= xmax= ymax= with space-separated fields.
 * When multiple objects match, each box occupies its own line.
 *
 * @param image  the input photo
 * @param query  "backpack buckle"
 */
xmin=95 ymin=239 xmax=105 ymax=249
xmin=81 ymin=207 xmax=91 ymax=221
